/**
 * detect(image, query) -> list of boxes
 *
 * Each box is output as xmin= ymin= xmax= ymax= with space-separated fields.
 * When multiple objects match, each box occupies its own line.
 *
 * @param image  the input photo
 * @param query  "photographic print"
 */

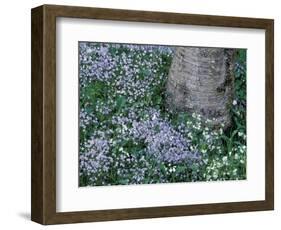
xmin=31 ymin=5 xmax=274 ymax=224
xmin=78 ymin=42 xmax=247 ymax=187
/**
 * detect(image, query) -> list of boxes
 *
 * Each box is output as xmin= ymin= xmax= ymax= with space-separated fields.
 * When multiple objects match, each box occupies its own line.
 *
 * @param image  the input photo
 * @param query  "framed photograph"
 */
xmin=31 ymin=4 xmax=274 ymax=225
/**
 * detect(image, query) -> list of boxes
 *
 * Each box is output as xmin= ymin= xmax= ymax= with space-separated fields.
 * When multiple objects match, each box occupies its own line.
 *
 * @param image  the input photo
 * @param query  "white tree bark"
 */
xmin=166 ymin=47 xmax=235 ymax=129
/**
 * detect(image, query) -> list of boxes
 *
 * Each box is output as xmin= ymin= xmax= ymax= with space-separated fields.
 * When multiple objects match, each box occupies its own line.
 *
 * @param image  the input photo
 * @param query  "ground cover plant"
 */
xmin=79 ymin=42 xmax=247 ymax=186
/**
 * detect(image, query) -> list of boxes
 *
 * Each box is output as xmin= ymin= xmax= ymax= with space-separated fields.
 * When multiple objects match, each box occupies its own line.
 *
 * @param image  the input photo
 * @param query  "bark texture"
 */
xmin=166 ymin=47 xmax=235 ymax=129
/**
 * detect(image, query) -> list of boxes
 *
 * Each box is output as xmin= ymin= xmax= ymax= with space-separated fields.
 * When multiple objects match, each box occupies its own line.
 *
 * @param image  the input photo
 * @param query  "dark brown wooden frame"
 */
xmin=31 ymin=4 xmax=274 ymax=225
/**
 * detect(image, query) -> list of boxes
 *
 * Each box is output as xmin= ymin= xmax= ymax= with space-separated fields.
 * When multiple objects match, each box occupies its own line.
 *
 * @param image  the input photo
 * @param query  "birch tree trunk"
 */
xmin=166 ymin=47 xmax=235 ymax=129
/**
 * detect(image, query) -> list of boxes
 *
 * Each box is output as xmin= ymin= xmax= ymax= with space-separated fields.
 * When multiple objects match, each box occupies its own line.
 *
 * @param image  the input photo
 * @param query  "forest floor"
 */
xmin=79 ymin=42 xmax=247 ymax=186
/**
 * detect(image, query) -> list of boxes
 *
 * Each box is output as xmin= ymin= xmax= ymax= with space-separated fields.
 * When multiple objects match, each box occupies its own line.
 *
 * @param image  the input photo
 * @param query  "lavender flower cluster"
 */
xmin=129 ymin=108 xmax=200 ymax=163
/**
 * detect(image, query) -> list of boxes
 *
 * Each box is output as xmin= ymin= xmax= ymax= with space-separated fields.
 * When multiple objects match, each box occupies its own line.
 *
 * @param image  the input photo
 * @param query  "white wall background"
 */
xmin=0 ymin=0 xmax=279 ymax=229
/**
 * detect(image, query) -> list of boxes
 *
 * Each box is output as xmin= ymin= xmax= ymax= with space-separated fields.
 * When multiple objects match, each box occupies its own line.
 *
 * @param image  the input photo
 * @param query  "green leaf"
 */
xmin=116 ymin=96 xmax=126 ymax=110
